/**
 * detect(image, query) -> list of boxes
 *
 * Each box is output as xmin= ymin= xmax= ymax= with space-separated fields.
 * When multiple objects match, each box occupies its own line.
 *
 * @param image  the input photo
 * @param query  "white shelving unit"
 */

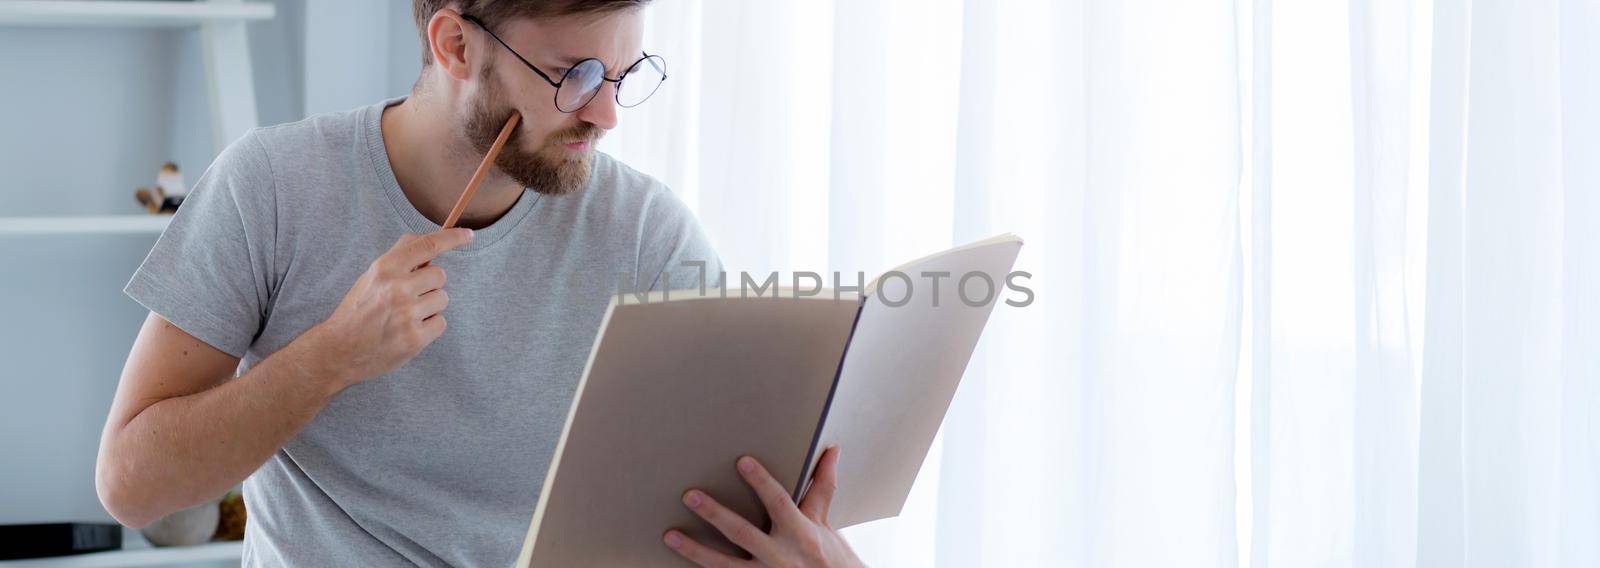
xmin=0 ymin=1 xmax=273 ymax=27
xmin=0 ymin=0 xmax=271 ymax=229
xmin=0 ymin=215 xmax=171 ymax=236
xmin=0 ymin=543 xmax=241 ymax=568
xmin=0 ymin=3 xmax=270 ymax=566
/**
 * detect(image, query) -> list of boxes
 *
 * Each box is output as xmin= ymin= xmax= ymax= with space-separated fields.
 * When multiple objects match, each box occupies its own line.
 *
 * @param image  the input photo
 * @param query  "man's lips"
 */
xmin=562 ymin=140 xmax=591 ymax=151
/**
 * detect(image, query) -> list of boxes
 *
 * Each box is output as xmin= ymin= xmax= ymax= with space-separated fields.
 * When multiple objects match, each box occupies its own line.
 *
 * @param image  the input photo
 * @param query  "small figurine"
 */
xmin=134 ymin=162 xmax=187 ymax=214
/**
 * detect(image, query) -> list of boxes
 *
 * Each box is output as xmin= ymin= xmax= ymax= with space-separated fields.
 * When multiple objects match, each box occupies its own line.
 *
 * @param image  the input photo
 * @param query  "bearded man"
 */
xmin=94 ymin=2 xmax=863 ymax=566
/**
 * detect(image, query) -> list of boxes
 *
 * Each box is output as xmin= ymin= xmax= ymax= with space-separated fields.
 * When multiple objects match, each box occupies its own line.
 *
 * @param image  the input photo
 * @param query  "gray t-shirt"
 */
xmin=125 ymin=98 xmax=723 ymax=567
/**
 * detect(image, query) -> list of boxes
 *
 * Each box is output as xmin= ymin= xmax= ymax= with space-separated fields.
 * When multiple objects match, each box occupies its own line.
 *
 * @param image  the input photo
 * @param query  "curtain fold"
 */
xmin=933 ymin=1 xmax=1001 ymax=566
xmin=1349 ymin=0 xmax=1421 ymax=564
xmin=1415 ymin=0 xmax=1599 ymax=565
xmin=1415 ymin=0 xmax=1470 ymax=563
xmin=1557 ymin=1 xmax=1600 ymax=565
xmin=1252 ymin=0 xmax=1365 ymax=561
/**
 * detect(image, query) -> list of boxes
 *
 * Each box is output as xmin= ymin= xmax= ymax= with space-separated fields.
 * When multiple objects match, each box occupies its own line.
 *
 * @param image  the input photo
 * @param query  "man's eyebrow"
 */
xmin=550 ymin=55 xmax=586 ymax=69
xmin=546 ymin=55 xmax=625 ymax=76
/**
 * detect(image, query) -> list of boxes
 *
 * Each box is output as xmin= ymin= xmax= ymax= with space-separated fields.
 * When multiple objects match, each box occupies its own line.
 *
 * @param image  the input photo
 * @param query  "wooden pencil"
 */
xmin=442 ymin=111 xmax=522 ymax=229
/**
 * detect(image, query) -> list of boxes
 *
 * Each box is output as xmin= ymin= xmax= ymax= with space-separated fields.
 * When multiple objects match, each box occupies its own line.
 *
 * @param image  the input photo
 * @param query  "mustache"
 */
xmin=545 ymin=124 xmax=604 ymax=146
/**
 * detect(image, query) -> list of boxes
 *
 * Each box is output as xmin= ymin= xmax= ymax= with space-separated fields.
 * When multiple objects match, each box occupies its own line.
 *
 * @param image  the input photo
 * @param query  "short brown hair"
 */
xmin=413 ymin=1 xmax=650 ymax=65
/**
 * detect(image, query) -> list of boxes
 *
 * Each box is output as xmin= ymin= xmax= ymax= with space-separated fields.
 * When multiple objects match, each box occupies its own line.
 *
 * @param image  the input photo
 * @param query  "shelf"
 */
xmin=0 ymin=1 xmax=274 ymax=28
xmin=0 ymin=215 xmax=171 ymax=236
xmin=0 ymin=541 xmax=241 ymax=567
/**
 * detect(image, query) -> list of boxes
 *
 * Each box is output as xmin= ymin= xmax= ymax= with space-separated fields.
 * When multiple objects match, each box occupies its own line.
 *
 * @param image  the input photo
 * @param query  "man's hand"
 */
xmin=665 ymin=446 xmax=865 ymax=568
xmin=308 ymin=228 xmax=473 ymax=390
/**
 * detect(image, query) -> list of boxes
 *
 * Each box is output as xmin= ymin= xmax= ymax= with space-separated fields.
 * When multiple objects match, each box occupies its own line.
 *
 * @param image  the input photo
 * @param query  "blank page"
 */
xmin=806 ymin=235 xmax=1023 ymax=528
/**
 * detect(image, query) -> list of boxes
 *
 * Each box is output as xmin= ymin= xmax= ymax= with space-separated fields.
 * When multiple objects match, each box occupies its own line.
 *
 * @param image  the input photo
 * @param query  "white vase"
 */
xmin=141 ymin=498 xmax=220 ymax=547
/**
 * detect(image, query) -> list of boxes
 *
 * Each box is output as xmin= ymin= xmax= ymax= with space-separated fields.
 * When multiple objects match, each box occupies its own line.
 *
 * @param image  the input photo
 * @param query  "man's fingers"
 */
xmin=662 ymin=530 xmax=749 ymax=568
xmin=681 ymin=489 xmax=779 ymax=561
xmin=418 ymin=314 xmax=447 ymax=343
xmin=736 ymin=456 xmax=807 ymax=527
xmin=413 ymin=289 xmax=449 ymax=321
xmin=798 ymin=446 xmax=839 ymax=525
xmin=389 ymin=228 xmax=473 ymax=271
xmin=405 ymin=265 xmax=447 ymax=295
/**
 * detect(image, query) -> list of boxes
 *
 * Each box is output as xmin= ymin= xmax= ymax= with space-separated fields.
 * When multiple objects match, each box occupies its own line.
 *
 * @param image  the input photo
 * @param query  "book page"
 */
xmin=805 ymin=235 xmax=1023 ymax=528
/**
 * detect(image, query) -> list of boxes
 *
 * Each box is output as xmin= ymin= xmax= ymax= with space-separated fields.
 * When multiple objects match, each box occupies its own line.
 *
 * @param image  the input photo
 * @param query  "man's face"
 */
xmin=461 ymin=10 xmax=644 ymax=195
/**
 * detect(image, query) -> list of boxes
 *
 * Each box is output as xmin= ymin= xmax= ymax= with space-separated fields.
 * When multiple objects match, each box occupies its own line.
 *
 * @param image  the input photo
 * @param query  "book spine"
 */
xmin=792 ymin=296 xmax=868 ymax=502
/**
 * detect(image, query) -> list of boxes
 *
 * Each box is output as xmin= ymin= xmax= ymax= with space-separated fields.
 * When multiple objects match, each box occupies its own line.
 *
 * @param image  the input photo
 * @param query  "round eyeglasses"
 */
xmin=462 ymin=14 xmax=667 ymax=113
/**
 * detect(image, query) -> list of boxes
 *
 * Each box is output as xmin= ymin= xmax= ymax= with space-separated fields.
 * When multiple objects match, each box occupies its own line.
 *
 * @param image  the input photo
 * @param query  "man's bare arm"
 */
xmin=96 ymin=228 xmax=473 ymax=527
xmin=95 ymin=313 xmax=346 ymax=527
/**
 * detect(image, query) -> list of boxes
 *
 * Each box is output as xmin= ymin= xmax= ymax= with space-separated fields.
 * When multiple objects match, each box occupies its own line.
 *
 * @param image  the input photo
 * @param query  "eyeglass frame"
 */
xmin=460 ymin=13 xmax=666 ymax=113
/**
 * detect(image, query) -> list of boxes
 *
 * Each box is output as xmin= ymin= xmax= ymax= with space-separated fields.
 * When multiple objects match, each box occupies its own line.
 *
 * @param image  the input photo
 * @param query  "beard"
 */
xmin=463 ymin=71 xmax=602 ymax=196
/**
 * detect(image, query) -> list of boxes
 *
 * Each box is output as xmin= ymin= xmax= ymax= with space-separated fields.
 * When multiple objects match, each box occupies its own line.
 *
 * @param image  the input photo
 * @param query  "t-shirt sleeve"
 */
xmin=124 ymin=130 xmax=278 ymax=358
xmin=637 ymin=186 xmax=724 ymax=293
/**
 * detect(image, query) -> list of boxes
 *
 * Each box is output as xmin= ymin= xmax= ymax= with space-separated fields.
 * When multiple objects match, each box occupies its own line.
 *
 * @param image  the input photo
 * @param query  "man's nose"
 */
xmin=577 ymin=82 xmax=619 ymax=130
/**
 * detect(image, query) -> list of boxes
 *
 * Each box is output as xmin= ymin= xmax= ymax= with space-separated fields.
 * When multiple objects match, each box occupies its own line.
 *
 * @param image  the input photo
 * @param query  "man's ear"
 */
xmin=427 ymin=8 xmax=475 ymax=82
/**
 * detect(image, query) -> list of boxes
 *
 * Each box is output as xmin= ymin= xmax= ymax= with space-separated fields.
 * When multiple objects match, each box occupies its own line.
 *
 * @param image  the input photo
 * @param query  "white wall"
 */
xmin=303 ymin=0 xmax=421 ymax=116
xmin=0 ymin=236 xmax=160 ymax=524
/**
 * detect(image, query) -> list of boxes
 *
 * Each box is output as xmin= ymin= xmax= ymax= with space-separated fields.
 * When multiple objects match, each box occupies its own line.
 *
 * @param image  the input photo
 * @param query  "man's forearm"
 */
xmin=97 ymin=327 xmax=349 ymax=528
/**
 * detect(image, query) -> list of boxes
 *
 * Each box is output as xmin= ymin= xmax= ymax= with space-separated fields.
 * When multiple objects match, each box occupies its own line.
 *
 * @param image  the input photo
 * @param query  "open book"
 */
xmin=515 ymin=233 xmax=1025 ymax=567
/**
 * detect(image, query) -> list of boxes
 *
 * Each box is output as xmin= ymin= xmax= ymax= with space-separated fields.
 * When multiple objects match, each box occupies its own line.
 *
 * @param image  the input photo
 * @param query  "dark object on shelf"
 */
xmin=214 ymin=491 xmax=247 ymax=541
xmin=0 ymin=522 xmax=122 ymax=560
xmin=133 ymin=162 xmax=188 ymax=214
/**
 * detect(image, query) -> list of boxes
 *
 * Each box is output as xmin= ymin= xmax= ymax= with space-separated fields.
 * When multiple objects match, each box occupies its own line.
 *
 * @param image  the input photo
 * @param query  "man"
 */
xmin=94 ymin=1 xmax=863 ymax=566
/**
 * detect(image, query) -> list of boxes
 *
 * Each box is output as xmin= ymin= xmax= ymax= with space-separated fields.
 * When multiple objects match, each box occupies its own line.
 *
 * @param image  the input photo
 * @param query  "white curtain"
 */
xmin=600 ymin=0 xmax=1600 ymax=565
xmin=1254 ymin=0 xmax=1600 ymax=566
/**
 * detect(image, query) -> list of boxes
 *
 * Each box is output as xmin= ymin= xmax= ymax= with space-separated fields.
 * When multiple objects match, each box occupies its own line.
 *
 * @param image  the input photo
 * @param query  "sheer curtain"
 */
xmin=599 ymin=0 xmax=1599 ymax=565
xmin=1254 ymin=0 xmax=1600 ymax=566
